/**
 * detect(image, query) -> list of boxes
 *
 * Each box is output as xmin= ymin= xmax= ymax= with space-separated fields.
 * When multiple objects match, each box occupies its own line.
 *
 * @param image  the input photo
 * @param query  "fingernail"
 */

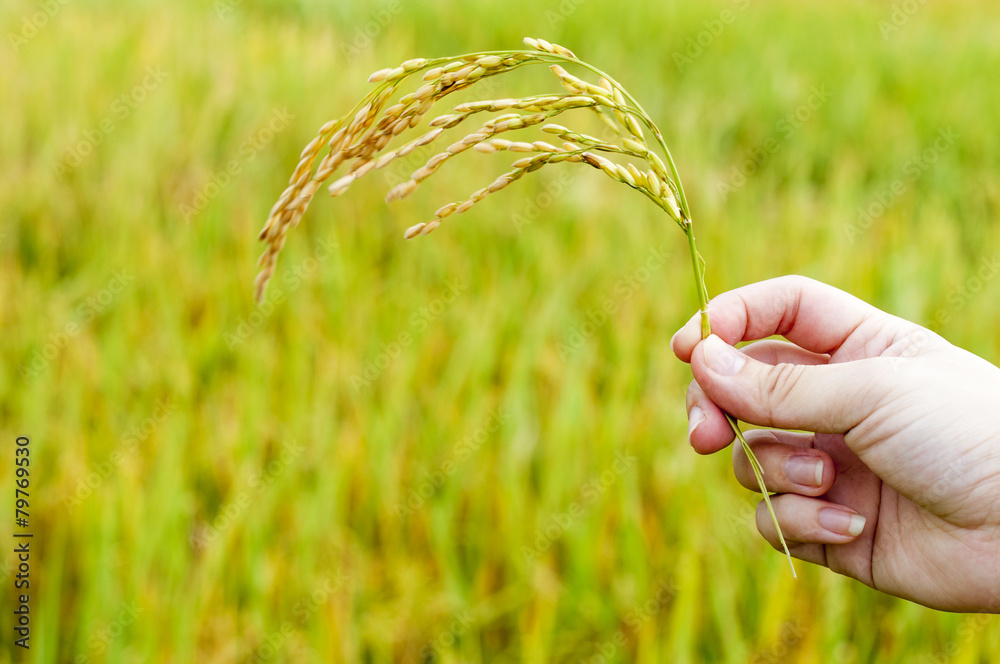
xmin=786 ymin=455 xmax=824 ymax=488
xmin=688 ymin=406 xmax=706 ymax=439
xmin=702 ymin=334 xmax=746 ymax=376
xmin=819 ymin=507 xmax=866 ymax=538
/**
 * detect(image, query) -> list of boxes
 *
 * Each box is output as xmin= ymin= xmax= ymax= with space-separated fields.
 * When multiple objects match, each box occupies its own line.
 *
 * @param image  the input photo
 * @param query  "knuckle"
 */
xmin=731 ymin=444 xmax=751 ymax=484
xmin=754 ymin=507 xmax=781 ymax=551
xmin=754 ymin=501 xmax=771 ymax=535
xmin=761 ymin=363 xmax=803 ymax=423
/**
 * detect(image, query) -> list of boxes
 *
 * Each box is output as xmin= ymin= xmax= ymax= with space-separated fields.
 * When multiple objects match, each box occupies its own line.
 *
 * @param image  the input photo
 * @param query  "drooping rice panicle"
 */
xmin=252 ymin=37 xmax=797 ymax=577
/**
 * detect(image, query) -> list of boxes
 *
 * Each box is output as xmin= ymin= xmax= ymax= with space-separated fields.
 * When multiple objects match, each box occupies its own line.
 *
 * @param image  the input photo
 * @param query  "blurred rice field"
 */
xmin=2 ymin=0 xmax=1000 ymax=662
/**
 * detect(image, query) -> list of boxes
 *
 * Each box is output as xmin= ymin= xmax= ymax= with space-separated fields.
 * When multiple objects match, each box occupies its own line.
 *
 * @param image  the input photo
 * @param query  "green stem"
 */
xmin=684 ymin=218 xmax=796 ymax=578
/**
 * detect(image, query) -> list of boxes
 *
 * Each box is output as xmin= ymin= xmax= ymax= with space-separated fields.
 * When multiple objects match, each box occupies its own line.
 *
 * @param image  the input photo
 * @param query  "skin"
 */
xmin=670 ymin=275 xmax=1000 ymax=613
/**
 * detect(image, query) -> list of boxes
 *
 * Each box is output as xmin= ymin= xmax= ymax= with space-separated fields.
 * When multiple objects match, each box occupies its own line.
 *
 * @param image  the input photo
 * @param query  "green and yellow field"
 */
xmin=2 ymin=0 xmax=1000 ymax=661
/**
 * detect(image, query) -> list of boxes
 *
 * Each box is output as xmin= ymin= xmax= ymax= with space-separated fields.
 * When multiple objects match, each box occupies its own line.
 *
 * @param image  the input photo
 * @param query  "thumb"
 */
xmin=691 ymin=334 xmax=886 ymax=433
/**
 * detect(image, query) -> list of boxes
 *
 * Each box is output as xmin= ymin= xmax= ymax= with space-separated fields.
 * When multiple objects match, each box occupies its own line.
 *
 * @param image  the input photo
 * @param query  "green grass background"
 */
xmin=2 ymin=0 xmax=1000 ymax=661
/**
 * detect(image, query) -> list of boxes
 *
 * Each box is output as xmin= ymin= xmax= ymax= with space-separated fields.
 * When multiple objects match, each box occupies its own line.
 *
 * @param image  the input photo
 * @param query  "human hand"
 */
xmin=670 ymin=275 xmax=1000 ymax=612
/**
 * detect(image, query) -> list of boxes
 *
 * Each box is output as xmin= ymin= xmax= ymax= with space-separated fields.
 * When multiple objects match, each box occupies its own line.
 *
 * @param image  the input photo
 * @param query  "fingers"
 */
xmin=689 ymin=334 xmax=887 ymax=433
xmin=732 ymin=430 xmax=835 ymax=496
xmin=756 ymin=494 xmax=867 ymax=549
xmin=685 ymin=380 xmax=735 ymax=454
xmin=684 ymin=340 xmax=831 ymax=453
xmin=670 ymin=275 xmax=881 ymax=362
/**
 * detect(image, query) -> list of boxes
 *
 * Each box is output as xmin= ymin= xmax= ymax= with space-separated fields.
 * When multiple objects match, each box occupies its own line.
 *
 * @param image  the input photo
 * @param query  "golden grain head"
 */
xmin=648 ymin=172 xmax=662 ymax=197
xmin=385 ymin=180 xmax=418 ymax=203
xmin=401 ymin=58 xmax=427 ymax=71
xmin=435 ymin=202 xmax=460 ymax=218
xmin=256 ymin=37 xmax=693 ymax=307
xmin=328 ymin=174 xmax=355 ymax=197
xmin=511 ymin=156 xmax=535 ymax=169
xmin=475 ymin=55 xmax=503 ymax=68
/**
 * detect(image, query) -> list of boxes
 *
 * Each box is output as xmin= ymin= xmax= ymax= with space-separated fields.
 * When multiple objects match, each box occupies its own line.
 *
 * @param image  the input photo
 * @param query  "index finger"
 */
xmin=670 ymin=275 xmax=880 ymax=362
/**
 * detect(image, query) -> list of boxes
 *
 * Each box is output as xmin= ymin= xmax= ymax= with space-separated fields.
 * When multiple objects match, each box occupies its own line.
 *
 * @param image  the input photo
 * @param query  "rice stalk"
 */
xmin=254 ymin=37 xmax=796 ymax=577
